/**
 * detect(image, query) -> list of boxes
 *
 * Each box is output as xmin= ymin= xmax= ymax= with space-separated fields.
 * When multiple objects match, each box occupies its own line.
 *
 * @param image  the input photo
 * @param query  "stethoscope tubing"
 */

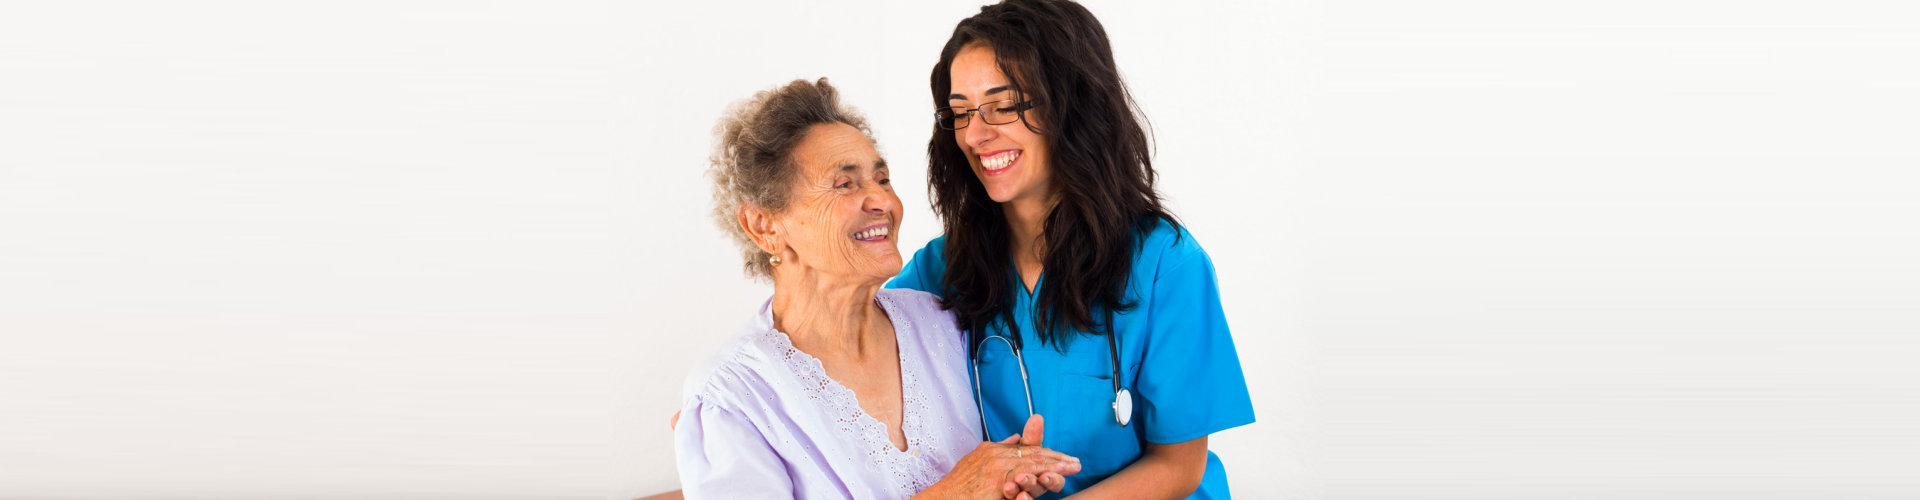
xmin=970 ymin=330 xmax=1132 ymax=441
xmin=972 ymin=335 xmax=1033 ymax=439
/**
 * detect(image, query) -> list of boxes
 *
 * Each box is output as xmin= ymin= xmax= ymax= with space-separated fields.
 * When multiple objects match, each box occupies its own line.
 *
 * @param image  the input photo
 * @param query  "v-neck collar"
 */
xmin=756 ymin=294 xmax=926 ymax=456
xmin=1013 ymin=255 xmax=1045 ymax=298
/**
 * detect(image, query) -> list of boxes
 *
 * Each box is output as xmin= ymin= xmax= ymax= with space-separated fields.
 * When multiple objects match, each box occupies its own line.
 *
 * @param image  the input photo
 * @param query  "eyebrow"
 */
xmin=949 ymin=85 xmax=1014 ymax=101
xmin=838 ymin=159 xmax=889 ymax=173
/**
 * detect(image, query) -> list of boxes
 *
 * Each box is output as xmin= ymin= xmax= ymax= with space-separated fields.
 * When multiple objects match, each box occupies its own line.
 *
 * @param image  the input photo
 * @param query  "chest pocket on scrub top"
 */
xmin=1040 ymin=341 xmax=1141 ymax=480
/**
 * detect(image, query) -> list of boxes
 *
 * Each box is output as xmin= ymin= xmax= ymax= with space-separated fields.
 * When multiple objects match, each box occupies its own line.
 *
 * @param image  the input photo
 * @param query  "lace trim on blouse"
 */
xmin=755 ymin=292 xmax=945 ymax=496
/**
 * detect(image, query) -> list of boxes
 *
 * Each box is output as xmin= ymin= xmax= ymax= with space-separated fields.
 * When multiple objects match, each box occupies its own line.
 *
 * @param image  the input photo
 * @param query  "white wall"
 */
xmin=2 ymin=1 xmax=1916 ymax=499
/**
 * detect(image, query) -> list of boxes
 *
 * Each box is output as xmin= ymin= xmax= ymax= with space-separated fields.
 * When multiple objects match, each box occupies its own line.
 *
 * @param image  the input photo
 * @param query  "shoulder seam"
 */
xmin=679 ymin=332 xmax=766 ymax=405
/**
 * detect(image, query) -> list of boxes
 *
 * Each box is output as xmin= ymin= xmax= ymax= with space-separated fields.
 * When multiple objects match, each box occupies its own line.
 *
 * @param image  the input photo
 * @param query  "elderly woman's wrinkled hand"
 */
xmin=914 ymin=414 xmax=1078 ymax=500
xmin=995 ymin=443 xmax=1072 ymax=499
xmin=933 ymin=436 xmax=1078 ymax=500
xmin=997 ymin=414 xmax=1071 ymax=499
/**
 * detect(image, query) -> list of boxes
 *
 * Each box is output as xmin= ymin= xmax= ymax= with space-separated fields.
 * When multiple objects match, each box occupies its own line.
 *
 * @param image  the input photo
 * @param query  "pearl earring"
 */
xmin=769 ymin=255 xmax=781 ymax=266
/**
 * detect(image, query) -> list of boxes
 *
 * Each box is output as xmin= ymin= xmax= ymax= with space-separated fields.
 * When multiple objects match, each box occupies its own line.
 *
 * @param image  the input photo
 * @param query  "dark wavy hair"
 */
xmin=927 ymin=0 xmax=1178 ymax=352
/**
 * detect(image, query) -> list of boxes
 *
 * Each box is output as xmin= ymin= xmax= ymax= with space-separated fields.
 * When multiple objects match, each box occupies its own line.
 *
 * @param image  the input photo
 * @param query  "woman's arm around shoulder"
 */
xmin=886 ymin=235 xmax=948 ymax=296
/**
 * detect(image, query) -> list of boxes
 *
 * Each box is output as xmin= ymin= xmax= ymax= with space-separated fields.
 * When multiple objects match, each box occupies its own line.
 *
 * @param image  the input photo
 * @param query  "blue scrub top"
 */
xmin=887 ymin=220 xmax=1256 ymax=499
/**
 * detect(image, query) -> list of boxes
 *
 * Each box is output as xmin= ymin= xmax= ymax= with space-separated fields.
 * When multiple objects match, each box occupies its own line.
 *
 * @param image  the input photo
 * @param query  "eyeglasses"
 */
xmin=936 ymin=99 xmax=1037 ymax=130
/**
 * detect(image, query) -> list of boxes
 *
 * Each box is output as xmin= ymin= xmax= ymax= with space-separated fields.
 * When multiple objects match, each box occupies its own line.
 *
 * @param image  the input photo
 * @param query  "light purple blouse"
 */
xmin=674 ymin=288 xmax=983 ymax=500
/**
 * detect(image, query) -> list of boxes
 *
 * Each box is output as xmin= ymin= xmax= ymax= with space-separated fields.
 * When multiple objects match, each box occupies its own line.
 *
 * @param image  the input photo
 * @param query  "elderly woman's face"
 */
xmin=773 ymin=122 xmax=903 ymax=284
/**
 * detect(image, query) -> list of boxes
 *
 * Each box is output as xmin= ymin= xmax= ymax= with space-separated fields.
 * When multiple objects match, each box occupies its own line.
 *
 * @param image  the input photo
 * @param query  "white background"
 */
xmin=3 ymin=1 xmax=1917 ymax=499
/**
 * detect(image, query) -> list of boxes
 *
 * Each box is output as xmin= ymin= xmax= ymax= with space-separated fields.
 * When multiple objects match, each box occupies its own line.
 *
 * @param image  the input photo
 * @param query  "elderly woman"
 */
xmin=674 ymin=77 xmax=1079 ymax=500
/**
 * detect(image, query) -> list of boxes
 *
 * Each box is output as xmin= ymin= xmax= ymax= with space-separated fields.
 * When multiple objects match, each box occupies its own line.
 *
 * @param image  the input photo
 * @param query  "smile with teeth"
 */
xmin=851 ymin=224 xmax=890 ymax=241
xmin=980 ymin=150 xmax=1021 ymax=172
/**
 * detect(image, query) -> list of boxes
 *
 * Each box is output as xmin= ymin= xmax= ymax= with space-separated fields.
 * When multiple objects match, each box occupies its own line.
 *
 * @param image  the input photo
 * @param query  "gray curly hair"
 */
xmin=708 ymin=78 xmax=876 ymax=281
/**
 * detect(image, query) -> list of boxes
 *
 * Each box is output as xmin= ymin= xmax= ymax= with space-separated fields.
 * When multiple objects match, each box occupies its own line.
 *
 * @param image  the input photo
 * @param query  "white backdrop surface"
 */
xmin=2 ymin=1 xmax=1917 ymax=499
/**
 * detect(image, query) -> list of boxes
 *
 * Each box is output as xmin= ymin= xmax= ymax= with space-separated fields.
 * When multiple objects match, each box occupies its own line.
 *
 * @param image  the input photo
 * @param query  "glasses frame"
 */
xmin=936 ymin=99 xmax=1037 ymax=131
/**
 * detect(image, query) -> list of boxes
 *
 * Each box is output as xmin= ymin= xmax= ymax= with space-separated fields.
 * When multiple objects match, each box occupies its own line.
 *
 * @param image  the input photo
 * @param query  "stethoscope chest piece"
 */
xmin=1113 ymin=388 xmax=1133 ymax=426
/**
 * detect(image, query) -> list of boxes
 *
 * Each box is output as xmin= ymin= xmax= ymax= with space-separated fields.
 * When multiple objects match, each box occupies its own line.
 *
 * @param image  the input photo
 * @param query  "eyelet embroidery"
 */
xmin=755 ymin=292 xmax=944 ymax=496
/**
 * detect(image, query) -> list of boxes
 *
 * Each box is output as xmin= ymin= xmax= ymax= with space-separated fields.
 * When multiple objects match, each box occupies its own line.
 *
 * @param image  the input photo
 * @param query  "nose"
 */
xmin=860 ymin=180 xmax=899 ymax=215
xmin=961 ymin=119 xmax=997 ymax=150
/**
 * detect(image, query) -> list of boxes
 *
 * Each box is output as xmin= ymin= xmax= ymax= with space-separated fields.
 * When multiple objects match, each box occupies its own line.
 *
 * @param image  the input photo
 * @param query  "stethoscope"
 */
xmin=970 ymin=330 xmax=1133 ymax=440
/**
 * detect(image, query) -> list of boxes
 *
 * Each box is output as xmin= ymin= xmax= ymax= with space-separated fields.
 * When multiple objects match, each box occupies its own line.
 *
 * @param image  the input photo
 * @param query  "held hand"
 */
xmin=998 ymin=414 xmax=1071 ymax=499
xmin=928 ymin=425 xmax=1080 ymax=500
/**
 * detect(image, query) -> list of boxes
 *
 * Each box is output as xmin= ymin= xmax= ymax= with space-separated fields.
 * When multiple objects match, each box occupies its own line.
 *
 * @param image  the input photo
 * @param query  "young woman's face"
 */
xmin=948 ymin=44 xmax=1053 ymax=206
xmin=773 ymin=122 xmax=902 ymax=284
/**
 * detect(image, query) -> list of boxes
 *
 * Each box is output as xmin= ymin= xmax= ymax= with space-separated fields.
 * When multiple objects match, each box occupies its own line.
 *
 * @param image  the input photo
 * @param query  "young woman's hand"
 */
xmin=913 ymin=415 xmax=1081 ymax=500
xmin=999 ymin=414 xmax=1070 ymax=498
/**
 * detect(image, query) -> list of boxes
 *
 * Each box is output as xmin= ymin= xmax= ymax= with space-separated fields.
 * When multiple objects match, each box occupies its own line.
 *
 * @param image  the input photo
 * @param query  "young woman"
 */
xmin=888 ymin=1 xmax=1256 ymax=498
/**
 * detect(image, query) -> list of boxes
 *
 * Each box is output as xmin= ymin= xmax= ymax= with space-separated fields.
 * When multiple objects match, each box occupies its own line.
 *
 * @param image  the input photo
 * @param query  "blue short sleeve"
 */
xmin=887 ymin=236 xmax=948 ymax=297
xmin=1136 ymin=237 xmax=1257 ymax=445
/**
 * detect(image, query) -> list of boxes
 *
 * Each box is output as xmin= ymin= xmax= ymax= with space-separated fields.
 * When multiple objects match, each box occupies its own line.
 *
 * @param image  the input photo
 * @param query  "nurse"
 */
xmin=889 ymin=0 xmax=1256 ymax=498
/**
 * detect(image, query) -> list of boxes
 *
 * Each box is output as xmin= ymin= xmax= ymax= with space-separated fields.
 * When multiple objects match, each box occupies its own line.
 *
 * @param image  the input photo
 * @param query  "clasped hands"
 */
xmin=942 ymin=414 xmax=1082 ymax=500
xmin=674 ymin=410 xmax=1082 ymax=500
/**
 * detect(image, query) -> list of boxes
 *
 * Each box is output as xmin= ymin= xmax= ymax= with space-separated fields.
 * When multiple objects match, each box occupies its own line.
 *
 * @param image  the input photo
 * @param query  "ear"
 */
xmin=736 ymin=205 xmax=783 ymax=256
